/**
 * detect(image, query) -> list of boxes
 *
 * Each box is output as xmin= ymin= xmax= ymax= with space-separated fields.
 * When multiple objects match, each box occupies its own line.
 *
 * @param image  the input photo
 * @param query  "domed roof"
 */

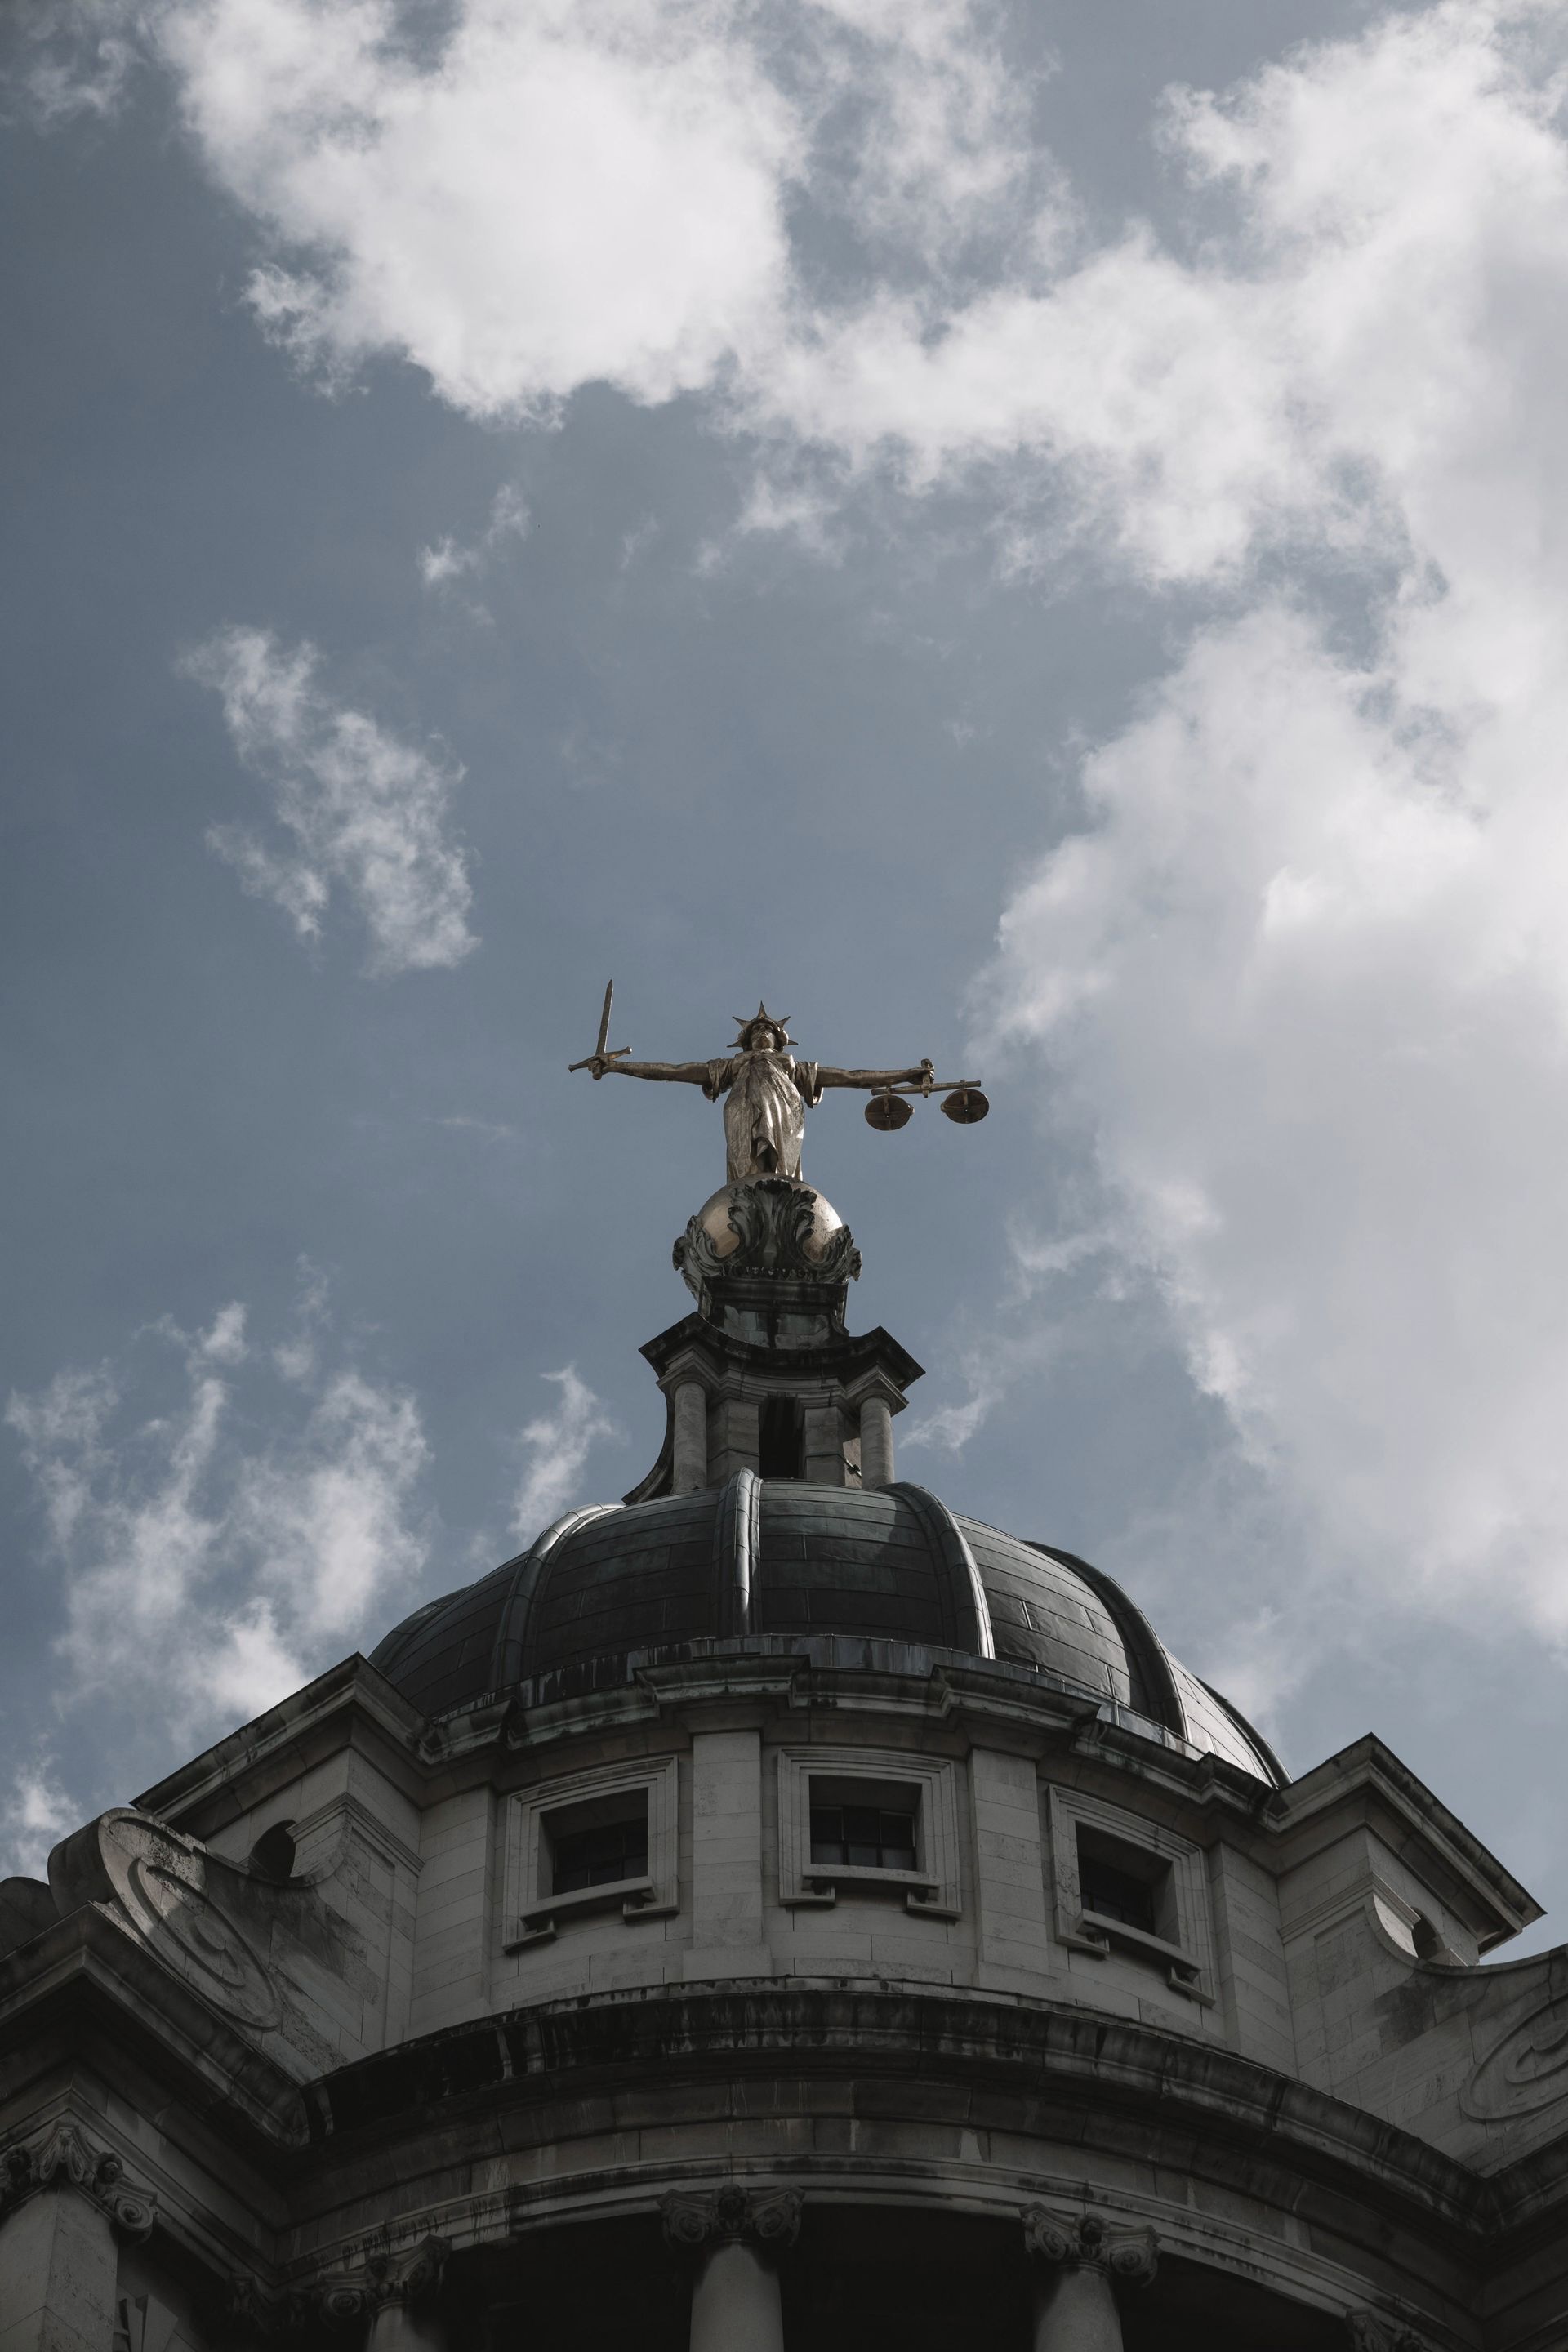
xmin=369 ymin=1477 xmax=1283 ymax=1785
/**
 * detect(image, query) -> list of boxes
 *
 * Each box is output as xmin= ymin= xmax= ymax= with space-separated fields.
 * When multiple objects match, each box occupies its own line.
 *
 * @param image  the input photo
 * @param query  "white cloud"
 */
xmin=975 ymin=2 xmax=1568 ymax=1665
xmin=185 ymin=626 xmax=475 ymax=973
xmin=4 ymin=1292 xmax=432 ymax=1763
xmin=419 ymin=483 xmax=531 ymax=589
xmin=0 ymin=1763 xmax=79 ymax=1882
xmin=9 ymin=2 xmax=138 ymax=123
xmin=902 ymin=1223 xmax=1113 ymax=1454
xmin=513 ymin=1367 xmax=616 ymax=1536
xmin=796 ymin=0 xmax=1040 ymax=266
xmin=154 ymin=0 xmax=799 ymax=417
xmin=27 ymin=0 xmax=1043 ymax=427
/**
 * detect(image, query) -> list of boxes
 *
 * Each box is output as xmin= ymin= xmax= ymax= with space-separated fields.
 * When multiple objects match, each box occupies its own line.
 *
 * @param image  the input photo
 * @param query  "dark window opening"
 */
xmin=550 ymin=1812 xmax=648 ymax=1895
xmin=249 ymin=1822 xmax=297 ymax=1883
xmin=1079 ymin=1852 xmax=1156 ymax=1934
xmin=1076 ymin=1825 xmax=1170 ymax=1940
xmin=810 ymin=1802 xmax=918 ymax=1873
xmin=759 ymin=1395 xmax=804 ymax=1480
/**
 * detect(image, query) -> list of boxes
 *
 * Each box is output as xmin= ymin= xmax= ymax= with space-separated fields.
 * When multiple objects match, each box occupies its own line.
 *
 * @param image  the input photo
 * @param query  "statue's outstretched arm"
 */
xmin=591 ymin=1057 xmax=710 ymax=1084
xmin=814 ymin=1060 xmax=934 ymax=1091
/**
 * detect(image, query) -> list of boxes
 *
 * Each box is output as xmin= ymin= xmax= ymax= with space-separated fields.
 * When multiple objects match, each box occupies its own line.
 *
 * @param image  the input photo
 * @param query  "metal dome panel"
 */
xmin=367 ymin=1481 xmax=1284 ymax=1784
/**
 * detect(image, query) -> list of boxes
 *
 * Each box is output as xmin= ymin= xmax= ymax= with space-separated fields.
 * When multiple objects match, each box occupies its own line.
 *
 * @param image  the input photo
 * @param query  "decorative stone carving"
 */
xmin=1346 ymin=2315 xmax=1433 ymax=2352
xmin=310 ymin=2236 xmax=451 ymax=2321
xmin=1021 ymin=2207 xmax=1157 ymax=2288
xmin=660 ymin=2183 xmax=803 ymax=2255
xmin=1461 ymin=1995 xmax=1568 ymax=2119
xmin=0 ymin=2119 xmax=156 ymax=2243
xmin=225 ymin=2274 xmax=296 ymax=2341
xmin=50 ymin=1808 xmax=282 ymax=2031
xmin=675 ymin=1178 xmax=861 ymax=1295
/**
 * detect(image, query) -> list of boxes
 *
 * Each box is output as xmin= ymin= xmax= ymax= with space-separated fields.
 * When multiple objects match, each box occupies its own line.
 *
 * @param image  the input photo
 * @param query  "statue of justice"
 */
xmin=569 ymin=986 xmax=987 ymax=1185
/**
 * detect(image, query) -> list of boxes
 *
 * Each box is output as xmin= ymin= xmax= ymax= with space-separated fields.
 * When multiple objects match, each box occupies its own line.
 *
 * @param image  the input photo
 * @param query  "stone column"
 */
xmin=672 ymin=1380 xmax=709 ymax=1493
xmin=1022 ymin=2207 xmax=1156 ymax=2352
xmin=367 ymin=2307 xmax=450 ymax=2352
xmin=0 ymin=2122 xmax=155 ymax=2352
xmin=858 ymin=1394 xmax=895 ymax=1490
xmin=662 ymin=2185 xmax=801 ymax=2352
xmin=690 ymin=2241 xmax=783 ymax=2352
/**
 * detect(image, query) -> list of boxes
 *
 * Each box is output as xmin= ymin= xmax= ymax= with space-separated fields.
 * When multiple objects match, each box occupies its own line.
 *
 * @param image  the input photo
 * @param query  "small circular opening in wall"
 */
xmin=249 ymin=1821 xmax=297 ymax=1883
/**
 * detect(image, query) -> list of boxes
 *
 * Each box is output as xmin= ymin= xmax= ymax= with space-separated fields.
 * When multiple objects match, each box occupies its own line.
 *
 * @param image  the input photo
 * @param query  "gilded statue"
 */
xmin=570 ymin=990 xmax=987 ymax=1182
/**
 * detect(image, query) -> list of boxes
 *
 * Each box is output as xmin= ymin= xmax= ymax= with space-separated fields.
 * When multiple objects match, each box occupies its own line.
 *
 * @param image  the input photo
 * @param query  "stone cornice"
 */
xmin=135 ymin=1655 xmax=431 ymax=1835
xmin=0 ymin=1903 xmax=307 ymax=2157
xmin=299 ymin=1982 xmax=1513 ymax=2247
xmin=639 ymin=1312 xmax=923 ymax=1392
xmin=1268 ymin=1735 xmax=1539 ymax=1946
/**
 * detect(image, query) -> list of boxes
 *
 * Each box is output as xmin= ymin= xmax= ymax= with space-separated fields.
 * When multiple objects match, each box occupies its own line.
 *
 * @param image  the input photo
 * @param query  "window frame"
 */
xmin=777 ymin=1747 xmax=960 ymax=1918
xmin=503 ymin=1755 xmax=679 ymax=1950
xmin=1046 ymin=1785 xmax=1215 ymax=2004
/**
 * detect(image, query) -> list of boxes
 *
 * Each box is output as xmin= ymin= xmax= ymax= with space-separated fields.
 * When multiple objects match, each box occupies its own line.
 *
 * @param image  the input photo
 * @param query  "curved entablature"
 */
xmin=368 ymin=1481 xmax=1283 ymax=1785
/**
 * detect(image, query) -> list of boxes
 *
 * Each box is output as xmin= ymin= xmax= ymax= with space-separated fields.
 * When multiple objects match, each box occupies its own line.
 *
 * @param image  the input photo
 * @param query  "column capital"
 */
xmin=661 ymin=2184 xmax=802 ymax=2256
xmin=1022 ymin=2206 xmax=1156 ymax=2289
xmin=0 ymin=2118 xmax=156 ymax=2243
xmin=1347 ymin=2316 xmax=1434 ymax=2352
xmin=310 ymin=2234 xmax=452 ymax=2321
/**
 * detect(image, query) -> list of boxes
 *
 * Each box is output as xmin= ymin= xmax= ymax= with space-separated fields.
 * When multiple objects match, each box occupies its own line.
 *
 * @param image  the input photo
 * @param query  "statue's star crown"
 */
xmin=731 ymin=1001 xmax=795 ymax=1048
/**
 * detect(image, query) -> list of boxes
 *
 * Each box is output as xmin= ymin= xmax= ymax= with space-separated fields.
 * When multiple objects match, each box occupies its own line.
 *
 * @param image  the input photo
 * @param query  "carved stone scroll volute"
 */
xmin=661 ymin=2181 xmax=803 ymax=2256
xmin=1022 ymin=2206 xmax=1158 ymax=2287
xmin=1022 ymin=2206 xmax=1156 ymax=2351
xmin=0 ymin=2120 xmax=156 ymax=2243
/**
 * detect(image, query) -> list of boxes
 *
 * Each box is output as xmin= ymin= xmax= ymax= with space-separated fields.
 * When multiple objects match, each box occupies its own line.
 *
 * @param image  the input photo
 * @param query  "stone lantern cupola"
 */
xmin=629 ymin=1172 xmax=921 ymax=1497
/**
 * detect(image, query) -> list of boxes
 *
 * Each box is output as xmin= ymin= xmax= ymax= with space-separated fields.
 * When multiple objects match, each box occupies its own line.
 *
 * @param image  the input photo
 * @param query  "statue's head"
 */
xmin=733 ymin=1004 xmax=793 ymax=1054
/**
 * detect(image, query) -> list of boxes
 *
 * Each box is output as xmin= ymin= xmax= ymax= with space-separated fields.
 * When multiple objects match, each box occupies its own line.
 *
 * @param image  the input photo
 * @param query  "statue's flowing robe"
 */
xmin=704 ymin=1052 xmax=822 ymax=1183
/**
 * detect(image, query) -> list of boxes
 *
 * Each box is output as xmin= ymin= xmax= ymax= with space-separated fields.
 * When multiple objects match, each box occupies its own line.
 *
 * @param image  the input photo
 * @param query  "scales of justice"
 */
xmin=568 ymin=982 xmax=987 ymax=1185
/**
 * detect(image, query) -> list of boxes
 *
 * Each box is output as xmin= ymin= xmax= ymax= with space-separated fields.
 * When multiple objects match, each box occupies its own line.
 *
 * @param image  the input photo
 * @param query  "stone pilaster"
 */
xmin=672 ymin=1379 xmax=709 ymax=1492
xmin=1022 ymin=2207 xmax=1156 ymax=2352
xmin=0 ymin=2122 xmax=156 ymax=2352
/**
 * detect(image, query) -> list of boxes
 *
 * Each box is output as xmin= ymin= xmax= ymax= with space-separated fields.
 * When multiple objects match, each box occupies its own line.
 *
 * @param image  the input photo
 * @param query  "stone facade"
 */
xmin=2 ymin=1178 xmax=1565 ymax=2349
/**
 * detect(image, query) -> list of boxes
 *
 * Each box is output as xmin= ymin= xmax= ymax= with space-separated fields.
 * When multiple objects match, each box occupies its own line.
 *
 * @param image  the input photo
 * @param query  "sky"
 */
xmin=4 ymin=0 xmax=1568 ymax=1956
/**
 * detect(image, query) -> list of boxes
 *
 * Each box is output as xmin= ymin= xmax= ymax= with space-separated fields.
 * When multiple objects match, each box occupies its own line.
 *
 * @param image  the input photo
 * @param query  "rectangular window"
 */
xmin=1047 ymin=1788 xmax=1214 ymax=2006
xmin=809 ymin=1801 xmax=918 ymax=1874
xmin=1077 ymin=1844 xmax=1159 ymax=1936
xmin=777 ymin=1748 xmax=961 ymax=1919
xmin=550 ymin=1810 xmax=649 ymax=1895
xmin=1075 ymin=1825 xmax=1171 ymax=1941
xmin=505 ymin=1758 xmax=679 ymax=1951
